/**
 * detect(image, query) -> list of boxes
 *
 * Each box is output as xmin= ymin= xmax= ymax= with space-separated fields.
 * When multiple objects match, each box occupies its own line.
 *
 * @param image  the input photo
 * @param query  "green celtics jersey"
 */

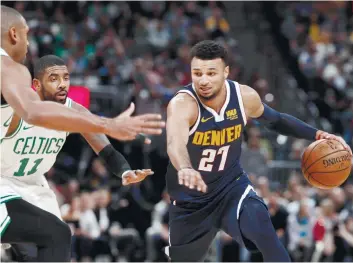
xmin=1 ymin=98 xmax=72 ymax=180
xmin=1 ymin=104 xmax=14 ymax=142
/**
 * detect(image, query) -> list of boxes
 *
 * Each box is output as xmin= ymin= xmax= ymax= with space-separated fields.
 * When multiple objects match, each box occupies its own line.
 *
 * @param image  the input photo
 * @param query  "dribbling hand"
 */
xmin=316 ymin=131 xmax=352 ymax=156
xmin=178 ymin=168 xmax=207 ymax=193
xmin=122 ymin=169 xmax=154 ymax=186
xmin=107 ymin=103 xmax=165 ymax=143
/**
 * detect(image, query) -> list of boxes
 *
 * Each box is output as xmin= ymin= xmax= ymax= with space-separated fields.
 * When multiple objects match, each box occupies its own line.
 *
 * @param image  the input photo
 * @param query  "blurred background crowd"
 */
xmin=1 ymin=1 xmax=353 ymax=262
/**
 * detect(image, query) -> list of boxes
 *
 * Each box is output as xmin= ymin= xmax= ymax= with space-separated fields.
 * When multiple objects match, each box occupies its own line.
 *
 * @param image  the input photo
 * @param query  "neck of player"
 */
xmin=37 ymin=91 xmax=45 ymax=101
xmin=1 ymin=44 xmax=17 ymax=62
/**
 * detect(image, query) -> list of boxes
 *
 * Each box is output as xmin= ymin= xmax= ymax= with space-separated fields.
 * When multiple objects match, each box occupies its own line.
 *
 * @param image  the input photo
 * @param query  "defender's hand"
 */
xmin=178 ymin=168 xmax=207 ymax=193
xmin=316 ymin=131 xmax=352 ymax=155
xmin=107 ymin=103 xmax=165 ymax=143
xmin=122 ymin=169 xmax=154 ymax=186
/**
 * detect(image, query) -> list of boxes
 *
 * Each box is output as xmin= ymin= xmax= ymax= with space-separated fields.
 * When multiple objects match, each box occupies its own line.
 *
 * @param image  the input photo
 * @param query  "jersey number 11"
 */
xmin=14 ymin=158 xmax=44 ymax=177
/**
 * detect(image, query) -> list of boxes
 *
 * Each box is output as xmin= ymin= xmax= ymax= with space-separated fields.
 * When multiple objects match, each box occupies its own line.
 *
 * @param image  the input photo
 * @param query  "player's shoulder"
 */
xmin=169 ymin=90 xmax=197 ymax=108
xmin=237 ymin=83 xmax=260 ymax=101
xmin=236 ymin=83 xmax=262 ymax=117
xmin=224 ymin=79 xmax=259 ymax=100
xmin=171 ymin=84 xmax=198 ymax=105
xmin=167 ymin=86 xmax=198 ymax=117
xmin=1 ymin=55 xmax=18 ymax=67
xmin=1 ymin=57 xmax=30 ymax=75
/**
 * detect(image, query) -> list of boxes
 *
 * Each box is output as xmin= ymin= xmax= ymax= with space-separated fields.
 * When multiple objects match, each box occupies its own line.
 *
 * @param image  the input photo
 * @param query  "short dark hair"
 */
xmin=33 ymin=55 xmax=66 ymax=79
xmin=190 ymin=40 xmax=228 ymax=65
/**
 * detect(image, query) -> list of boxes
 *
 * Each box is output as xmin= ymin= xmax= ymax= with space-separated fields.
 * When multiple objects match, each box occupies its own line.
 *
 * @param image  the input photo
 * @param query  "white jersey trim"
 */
xmin=0 ymin=48 xmax=9 ymax=57
xmin=175 ymin=90 xmax=201 ymax=136
xmin=191 ymin=80 xmax=230 ymax=122
xmin=0 ymin=215 xmax=11 ymax=237
xmin=233 ymin=81 xmax=247 ymax=126
xmin=236 ymin=185 xmax=254 ymax=219
xmin=0 ymin=194 xmax=22 ymax=204
xmin=65 ymin=98 xmax=73 ymax=137
xmin=2 ymin=118 xmax=23 ymax=141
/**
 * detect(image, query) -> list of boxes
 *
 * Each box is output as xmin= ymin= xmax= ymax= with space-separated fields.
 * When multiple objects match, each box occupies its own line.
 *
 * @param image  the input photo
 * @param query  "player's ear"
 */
xmin=224 ymin=65 xmax=229 ymax=79
xmin=8 ymin=26 xmax=18 ymax=44
xmin=32 ymin=78 xmax=41 ymax=91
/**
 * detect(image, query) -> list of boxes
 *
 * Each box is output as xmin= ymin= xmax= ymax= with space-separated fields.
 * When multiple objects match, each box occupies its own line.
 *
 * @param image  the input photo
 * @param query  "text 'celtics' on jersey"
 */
xmin=166 ymin=80 xmax=248 ymax=203
xmin=1 ymin=98 xmax=72 ymax=182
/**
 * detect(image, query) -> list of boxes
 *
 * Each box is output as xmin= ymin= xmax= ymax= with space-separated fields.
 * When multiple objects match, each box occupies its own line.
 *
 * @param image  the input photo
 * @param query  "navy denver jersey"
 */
xmin=166 ymin=79 xmax=248 ymax=203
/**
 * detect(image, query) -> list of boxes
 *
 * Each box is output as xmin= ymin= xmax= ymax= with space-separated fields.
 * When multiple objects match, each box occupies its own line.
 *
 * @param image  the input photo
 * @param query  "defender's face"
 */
xmin=191 ymin=57 xmax=229 ymax=100
xmin=36 ymin=65 xmax=70 ymax=104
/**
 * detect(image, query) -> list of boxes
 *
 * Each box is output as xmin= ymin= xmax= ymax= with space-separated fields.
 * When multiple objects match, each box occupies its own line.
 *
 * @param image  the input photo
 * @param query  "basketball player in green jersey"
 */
xmin=2 ymin=54 xmax=153 ymax=261
xmin=0 ymin=5 xmax=163 ymax=261
xmin=1 ymin=5 xmax=165 ymax=148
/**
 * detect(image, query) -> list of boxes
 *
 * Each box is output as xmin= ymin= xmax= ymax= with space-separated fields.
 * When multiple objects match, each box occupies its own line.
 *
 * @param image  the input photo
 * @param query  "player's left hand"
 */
xmin=122 ymin=169 xmax=154 ymax=186
xmin=316 ymin=131 xmax=352 ymax=156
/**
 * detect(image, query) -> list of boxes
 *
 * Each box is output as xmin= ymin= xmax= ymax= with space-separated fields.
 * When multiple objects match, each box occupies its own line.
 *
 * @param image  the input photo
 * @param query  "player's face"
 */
xmin=10 ymin=17 xmax=29 ymax=64
xmin=191 ymin=57 xmax=229 ymax=100
xmin=34 ymin=66 xmax=70 ymax=104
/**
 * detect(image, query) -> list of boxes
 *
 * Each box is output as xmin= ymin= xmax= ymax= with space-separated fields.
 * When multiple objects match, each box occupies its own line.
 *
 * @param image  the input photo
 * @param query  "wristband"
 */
xmin=98 ymin=144 xmax=131 ymax=178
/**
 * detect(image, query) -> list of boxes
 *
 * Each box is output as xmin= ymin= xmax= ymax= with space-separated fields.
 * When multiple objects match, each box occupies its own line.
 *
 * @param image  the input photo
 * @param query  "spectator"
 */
xmin=312 ymin=198 xmax=337 ymax=261
xmin=86 ymin=158 xmax=111 ymax=190
xmin=205 ymin=6 xmax=230 ymax=39
xmin=78 ymin=192 xmax=99 ymax=261
xmin=61 ymin=195 xmax=82 ymax=261
xmin=268 ymin=194 xmax=289 ymax=244
xmin=145 ymin=190 xmax=170 ymax=262
xmin=287 ymin=199 xmax=316 ymax=261
xmin=240 ymin=126 xmax=270 ymax=176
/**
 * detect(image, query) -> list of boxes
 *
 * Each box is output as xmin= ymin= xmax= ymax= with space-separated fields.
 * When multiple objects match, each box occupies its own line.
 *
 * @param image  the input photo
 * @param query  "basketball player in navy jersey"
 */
xmin=165 ymin=40 xmax=351 ymax=262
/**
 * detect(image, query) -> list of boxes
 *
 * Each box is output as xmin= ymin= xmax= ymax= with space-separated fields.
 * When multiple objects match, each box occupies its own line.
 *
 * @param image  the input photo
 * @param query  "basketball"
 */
xmin=301 ymin=139 xmax=352 ymax=189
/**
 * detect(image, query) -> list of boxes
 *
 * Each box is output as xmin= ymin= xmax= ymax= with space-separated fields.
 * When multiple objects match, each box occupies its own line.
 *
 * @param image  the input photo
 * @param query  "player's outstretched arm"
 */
xmin=166 ymin=93 xmax=207 ymax=192
xmin=166 ymin=94 xmax=197 ymax=171
xmin=240 ymin=85 xmax=352 ymax=155
xmin=1 ymin=59 xmax=165 ymax=141
xmin=2 ymin=59 xmax=108 ymax=133
xmin=72 ymin=101 xmax=154 ymax=185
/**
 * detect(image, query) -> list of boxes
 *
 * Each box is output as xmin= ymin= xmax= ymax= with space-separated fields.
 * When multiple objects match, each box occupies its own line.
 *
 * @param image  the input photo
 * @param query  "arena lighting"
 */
xmin=277 ymin=134 xmax=288 ymax=145
xmin=264 ymin=93 xmax=274 ymax=103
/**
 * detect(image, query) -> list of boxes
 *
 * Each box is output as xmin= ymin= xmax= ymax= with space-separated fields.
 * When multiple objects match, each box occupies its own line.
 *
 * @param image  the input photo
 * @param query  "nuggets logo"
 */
xmin=192 ymin=124 xmax=242 ymax=146
xmin=226 ymin=109 xmax=238 ymax=120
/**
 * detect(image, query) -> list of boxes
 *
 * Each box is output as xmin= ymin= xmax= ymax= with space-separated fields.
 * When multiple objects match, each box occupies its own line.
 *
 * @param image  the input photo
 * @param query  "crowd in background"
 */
xmin=279 ymin=1 xmax=353 ymax=145
xmin=1 ymin=1 xmax=353 ymax=262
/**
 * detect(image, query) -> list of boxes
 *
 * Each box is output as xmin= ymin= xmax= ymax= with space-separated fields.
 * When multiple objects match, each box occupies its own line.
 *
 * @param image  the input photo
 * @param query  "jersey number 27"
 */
xmin=198 ymin=145 xmax=230 ymax=172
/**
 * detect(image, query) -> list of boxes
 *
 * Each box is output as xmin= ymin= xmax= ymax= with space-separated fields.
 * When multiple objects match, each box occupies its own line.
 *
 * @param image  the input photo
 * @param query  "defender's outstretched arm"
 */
xmin=72 ymin=101 xmax=153 ymax=185
xmin=1 ymin=58 xmax=165 ymax=140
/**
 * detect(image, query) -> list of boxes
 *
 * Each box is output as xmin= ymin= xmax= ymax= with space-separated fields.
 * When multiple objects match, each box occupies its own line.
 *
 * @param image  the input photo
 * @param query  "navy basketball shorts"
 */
xmin=167 ymin=176 xmax=266 ymax=262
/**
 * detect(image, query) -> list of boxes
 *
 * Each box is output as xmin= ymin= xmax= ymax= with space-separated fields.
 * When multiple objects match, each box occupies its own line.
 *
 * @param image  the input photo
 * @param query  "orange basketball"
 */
xmin=301 ymin=139 xmax=352 ymax=189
